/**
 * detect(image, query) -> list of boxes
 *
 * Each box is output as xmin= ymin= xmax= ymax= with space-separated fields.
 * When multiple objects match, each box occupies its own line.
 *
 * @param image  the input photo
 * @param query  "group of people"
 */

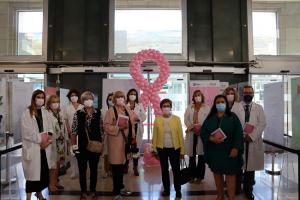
xmin=21 ymin=85 xmax=266 ymax=200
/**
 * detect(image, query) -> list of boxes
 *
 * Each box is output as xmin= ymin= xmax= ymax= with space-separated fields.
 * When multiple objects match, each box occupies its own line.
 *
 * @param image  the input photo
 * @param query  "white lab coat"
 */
xmin=127 ymin=103 xmax=147 ymax=148
xmin=21 ymin=107 xmax=55 ymax=181
xmin=231 ymin=101 xmax=267 ymax=171
xmin=184 ymin=104 xmax=210 ymax=156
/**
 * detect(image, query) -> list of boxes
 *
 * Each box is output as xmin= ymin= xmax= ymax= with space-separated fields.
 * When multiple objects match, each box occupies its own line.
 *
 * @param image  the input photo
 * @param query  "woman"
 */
xmin=104 ymin=91 xmax=135 ymax=199
xmin=101 ymin=92 xmax=114 ymax=178
xmin=200 ymin=95 xmax=244 ymax=200
xmin=46 ymin=95 xmax=67 ymax=194
xmin=72 ymin=91 xmax=102 ymax=200
xmin=124 ymin=88 xmax=146 ymax=176
xmin=184 ymin=90 xmax=210 ymax=183
xmin=224 ymin=87 xmax=239 ymax=110
xmin=63 ymin=89 xmax=83 ymax=179
xmin=21 ymin=90 xmax=55 ymax=200
xmin=152 ymin=99 xmax=185 ymax=198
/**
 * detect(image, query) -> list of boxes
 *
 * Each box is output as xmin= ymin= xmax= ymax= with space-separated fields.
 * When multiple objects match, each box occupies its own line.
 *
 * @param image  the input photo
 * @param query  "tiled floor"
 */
xmin=0 ymin=152 xmax=298 ymax=200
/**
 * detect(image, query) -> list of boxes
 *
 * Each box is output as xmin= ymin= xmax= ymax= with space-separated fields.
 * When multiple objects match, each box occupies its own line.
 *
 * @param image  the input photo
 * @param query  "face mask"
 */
xmin=243 ymin=95 xmax=253 ymax=104
xmin=70 ymin=96 xmax=78 ymax=103
xmin=162 ymin=107 xmax=171 ymax=115
xmin=36 ymin=98 xmax=44 ymax=107
xmin=51 ymin=103 xmax=60 ymax=110
xmin=84 ymin=99 xmax=93 ymax=107
xmin=108 ymin=100 xmax=114 ymax=107
xmin=116 ymin=97 xmax=125 ymax=106
xmin=216 ymin=103 xmax=226 ymax=112
xmin=226 ymin=95 xmax=235 ymax=103
xmin=129 ymin=95 xmax=136 ymax=101
xmin=194 ymin=96 xmax=202 ymax=103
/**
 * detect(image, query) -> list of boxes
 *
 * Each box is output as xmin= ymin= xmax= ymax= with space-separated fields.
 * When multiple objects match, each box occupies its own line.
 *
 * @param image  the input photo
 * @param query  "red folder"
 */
xmin=117 ymin=115 xmax=129 ymax=127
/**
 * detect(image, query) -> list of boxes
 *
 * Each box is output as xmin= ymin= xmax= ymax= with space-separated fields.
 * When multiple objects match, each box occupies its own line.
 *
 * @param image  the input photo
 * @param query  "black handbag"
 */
xmin=180 ymin=160 xmax=192 ymax=185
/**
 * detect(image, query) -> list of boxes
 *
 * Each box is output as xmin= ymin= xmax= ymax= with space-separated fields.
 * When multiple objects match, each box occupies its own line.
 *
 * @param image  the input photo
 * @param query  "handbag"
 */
xmin=179 ymin=160 xmax=192 ymax=185
xmin=85 ymin=127 xmax=103 ymax=154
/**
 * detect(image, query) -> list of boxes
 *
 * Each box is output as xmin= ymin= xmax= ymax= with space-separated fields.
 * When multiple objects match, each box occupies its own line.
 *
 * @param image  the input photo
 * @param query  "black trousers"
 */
xmin=189 ymin=134 xmax=205 ymax=179
xmin=157 ymin=148 xmax=181 ymax=192
xmin=111 ymin=164 xmax=125 ymax=195
xmin=76 ymin=151 xmax=100 ymax=193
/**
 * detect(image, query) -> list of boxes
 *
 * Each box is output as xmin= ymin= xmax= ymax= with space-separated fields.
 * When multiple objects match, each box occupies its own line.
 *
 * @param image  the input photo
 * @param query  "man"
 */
xmin=231 ymin=85 xmax=266 ymax=200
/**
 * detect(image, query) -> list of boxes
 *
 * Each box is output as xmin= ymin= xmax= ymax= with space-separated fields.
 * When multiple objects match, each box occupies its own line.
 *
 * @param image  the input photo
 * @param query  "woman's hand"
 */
xmin=209 ymin=136 xmax=223 ymax=144
xmin=229 ymin=148 xmax=238 ymax=158
xmin=40 ymin=140 xmax=52 ymax=149
xmin=187 ymin=124 xmax=194 ymax=132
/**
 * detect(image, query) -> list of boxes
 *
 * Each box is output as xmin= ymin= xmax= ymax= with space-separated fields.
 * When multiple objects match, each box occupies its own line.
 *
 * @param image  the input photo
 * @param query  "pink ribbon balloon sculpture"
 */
xmin=129 ymin=49 xmax=170 ymax=115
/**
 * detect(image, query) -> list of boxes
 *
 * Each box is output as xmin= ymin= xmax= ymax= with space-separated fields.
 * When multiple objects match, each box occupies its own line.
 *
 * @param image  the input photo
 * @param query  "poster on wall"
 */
xmin=189 ymin=80 xmax=220 ymax=107
xmin=102 ymin=79 xmax=138 ymax=109
xmin=44 ymin=87 xmax=57 ymax=97
xmin=12 ymin=81 xmax=34 ymax=143
xmin=219 ymin=82 xmax=229 ymax=94
xmin=59 ymin=88 xmax=70 ymax=109
xmin=263 ymin=82 xmax=284 ymax=146
xmin=291 ymin=77 xmax=300 ymax=148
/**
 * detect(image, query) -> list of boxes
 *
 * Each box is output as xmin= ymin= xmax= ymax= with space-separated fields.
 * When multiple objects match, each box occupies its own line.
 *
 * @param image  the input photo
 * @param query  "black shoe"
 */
xmin=245 ymin=192 xmax=254 ymax=200
xmin=161 ymin=191 xmax=170 ymax=196
xmin=176 ymin=191 xmax=182 ymax=198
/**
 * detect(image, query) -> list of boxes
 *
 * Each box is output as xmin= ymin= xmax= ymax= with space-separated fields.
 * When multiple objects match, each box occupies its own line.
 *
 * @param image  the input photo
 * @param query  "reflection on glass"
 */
xmin=114 ymin=9 xmax=182 ymax=54
xmin=17 ymin=11 xmax=43 ymax=55
xmin=253 ymin=11 xmax=277 ymax=55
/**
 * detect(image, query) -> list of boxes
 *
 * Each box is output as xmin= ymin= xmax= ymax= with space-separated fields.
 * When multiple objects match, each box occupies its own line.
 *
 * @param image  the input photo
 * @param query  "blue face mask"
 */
xmin=216 ymin=103 xmax=226 ymax=112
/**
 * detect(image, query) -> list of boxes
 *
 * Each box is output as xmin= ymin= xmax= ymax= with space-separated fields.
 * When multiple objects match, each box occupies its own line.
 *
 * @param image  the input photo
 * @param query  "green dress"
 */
xmin=200 ymin=112 xmax=244 ymax=175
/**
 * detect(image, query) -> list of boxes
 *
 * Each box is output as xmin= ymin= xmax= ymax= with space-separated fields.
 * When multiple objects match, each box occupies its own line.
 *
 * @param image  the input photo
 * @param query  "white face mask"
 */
xmin=51 ymin=103 xmax=60 ymax=110
xmin=194 ymin=96 xmax=202 ymax=103
xmin=226 ymin=94 xmax=235 ymax=103
xmin=84 ymin=99 xmax=93 ymax=108
xmin=108 ymin=100 xmax=114 ymax=107
xmin=162 ymin=107 xmax=171 ymax=115
xmin=36 ymin=98 xmax=44 ymax=107
xmin=129 ymin=95 xmax=136 ymax=101
xmin=116 ymin=97 xmax=125 ymax=106
xmin=70 ymin=96 xmax=78 ymax=103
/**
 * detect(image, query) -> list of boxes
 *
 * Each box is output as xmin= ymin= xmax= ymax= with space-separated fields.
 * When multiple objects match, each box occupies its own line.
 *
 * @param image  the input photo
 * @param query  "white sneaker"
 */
xmin=113 ymin=195 xmax=123 ymax=200
xmin=120 ymin=188 xmax=132 ymax=196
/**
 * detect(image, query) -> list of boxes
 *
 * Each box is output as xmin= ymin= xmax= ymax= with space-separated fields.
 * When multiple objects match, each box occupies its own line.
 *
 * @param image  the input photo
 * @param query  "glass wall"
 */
xmin=0 ymin=0 xmax=43 ymax=57
xmin=252 ymin=0 xmax=300 ymax=55
xmin=111 ymin=0 xmax=186 ymax=59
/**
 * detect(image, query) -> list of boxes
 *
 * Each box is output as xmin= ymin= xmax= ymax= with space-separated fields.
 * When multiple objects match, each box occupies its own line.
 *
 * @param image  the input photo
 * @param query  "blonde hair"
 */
xmin=223 ymin=86 xmax=240 ymax=102
xmin=112 ymin=91 xmax=125 ymax=104
xmin=46 ymin=95 xmax=60 ymax=111
xmin=80 ymin=91 xmax=95 ymax=102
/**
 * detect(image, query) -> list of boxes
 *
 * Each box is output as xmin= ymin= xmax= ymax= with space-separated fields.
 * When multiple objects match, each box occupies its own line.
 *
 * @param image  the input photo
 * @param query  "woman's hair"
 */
xmin=67 ymin=89 xmax=80 ymax=101
xmin=80 ymin=91 xmax=95 ymax=103
xmin=126 ymin=88 xmax=139 ymax=104
xmin=207 ymin=95 xmax=231 ymax=119
xmin=160 ymin=98 xmax=172 ymax=109
xmin=28 ymin=89 xmax=45 ymax=117
xmin=192 ymin=89 xmax=205 ymax=104
xmin=223 ymin=86 xmax=239 ymax=102
xmin=46 ymin=95 xmax=60 ymax=112
xmin=112 ymin=91 xmax=125 ymax=104
xmin=106 ymin=92 xmax=114 ymax=108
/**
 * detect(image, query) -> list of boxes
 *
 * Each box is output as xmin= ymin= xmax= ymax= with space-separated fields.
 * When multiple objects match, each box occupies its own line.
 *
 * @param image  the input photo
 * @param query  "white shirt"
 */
xmin=163 ymin=116 xmax=173 ymax=148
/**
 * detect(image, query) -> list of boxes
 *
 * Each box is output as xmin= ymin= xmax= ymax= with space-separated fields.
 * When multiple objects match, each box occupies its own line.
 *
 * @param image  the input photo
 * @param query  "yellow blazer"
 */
xmin=152 ymin=115 xmax=185 ymax=155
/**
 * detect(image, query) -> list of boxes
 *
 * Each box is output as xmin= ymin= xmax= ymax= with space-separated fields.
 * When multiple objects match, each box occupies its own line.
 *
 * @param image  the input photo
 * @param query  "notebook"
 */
xmin=117 ymin=115 xmax=129 ymax=127
xmin=210 ymin=128 xmax=227 ymax=140
xmin=244 ymin=122 xmax=254 ymax=134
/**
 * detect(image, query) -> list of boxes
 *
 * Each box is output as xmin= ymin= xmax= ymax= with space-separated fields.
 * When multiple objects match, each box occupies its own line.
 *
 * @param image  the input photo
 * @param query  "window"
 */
xmin=17 ymin=11 xmax=43 ymax=55
xmin=252 ymin=11 xmax=277 ymax=55
xmin=111 ymin=0 xmax=186 ymax=59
